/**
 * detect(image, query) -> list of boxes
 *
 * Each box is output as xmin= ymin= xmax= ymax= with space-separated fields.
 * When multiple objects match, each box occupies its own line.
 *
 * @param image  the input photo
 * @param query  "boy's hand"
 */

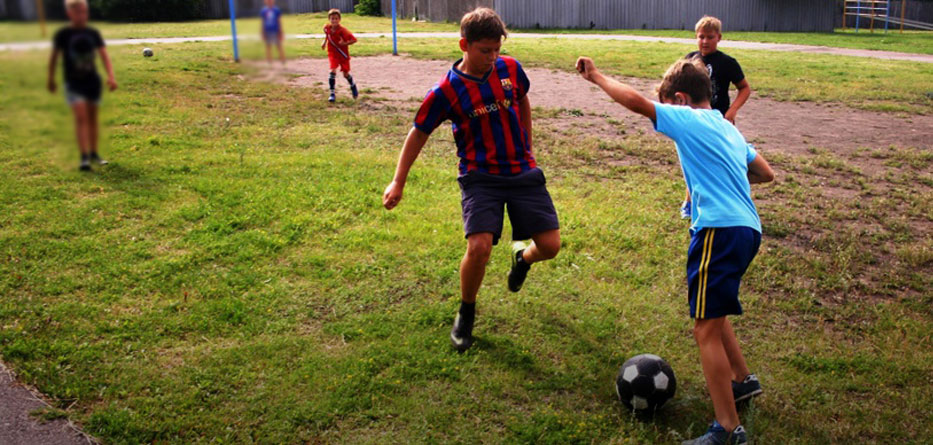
xmin=47 ymin=79 xmax=56 ymax=93
xmin=724 ymin=109 xmax=737 ymax=124
xmin=321 ymin=41 xmax=326 ymax=50
xmin=383 ymin=181 xmax=404 ymax=210
xmin=575 ymin=57 xmax=600 ymax=83
xmin=107 ymin=78 xmax=118 ymax=91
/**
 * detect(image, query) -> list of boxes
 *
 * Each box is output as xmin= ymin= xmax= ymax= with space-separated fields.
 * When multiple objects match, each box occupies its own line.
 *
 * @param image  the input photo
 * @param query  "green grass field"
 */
xmin=1 ymin=30 xmax=931 ymax=444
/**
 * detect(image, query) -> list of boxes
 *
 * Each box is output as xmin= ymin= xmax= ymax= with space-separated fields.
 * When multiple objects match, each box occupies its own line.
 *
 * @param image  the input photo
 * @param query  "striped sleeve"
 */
xmin=515 ymin=59 xmax=530 ymax=100
xmin=413 ymin=86 xmax=450 ymax=134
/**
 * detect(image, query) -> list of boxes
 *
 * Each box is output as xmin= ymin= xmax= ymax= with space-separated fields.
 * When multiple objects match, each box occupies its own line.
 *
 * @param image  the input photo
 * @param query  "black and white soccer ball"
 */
xmin=142 ymin=47 xmax=154 ymax=57
xmin=615 ymin=353 xmax=677 ymax=412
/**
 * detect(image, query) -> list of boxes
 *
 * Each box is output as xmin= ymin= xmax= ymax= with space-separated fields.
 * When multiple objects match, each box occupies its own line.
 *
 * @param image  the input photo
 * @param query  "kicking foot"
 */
xmin=732 ymin=374 xmax=763 ymax=403
xmin=682 ymin=421 xmax=747 ymax=445
xmin=507 ymin=241 xmax=530 ymax=292
xmin=450 ymin=313 xmax=474 ymax=352
xmin=351 ymin=84 xmax=359 ymax=99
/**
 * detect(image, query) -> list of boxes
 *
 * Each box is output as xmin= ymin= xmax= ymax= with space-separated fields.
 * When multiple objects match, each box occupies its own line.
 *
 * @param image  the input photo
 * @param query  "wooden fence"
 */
xmin=380 ymin=0 xmax=838 ymax=32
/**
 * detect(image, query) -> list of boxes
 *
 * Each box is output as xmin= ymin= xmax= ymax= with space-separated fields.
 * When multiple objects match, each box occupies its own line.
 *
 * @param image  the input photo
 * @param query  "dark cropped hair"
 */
xmin=657 ymin=57 xmax=712 ymax=104
xmin=460 ymin=7 xmax=508 ymax=42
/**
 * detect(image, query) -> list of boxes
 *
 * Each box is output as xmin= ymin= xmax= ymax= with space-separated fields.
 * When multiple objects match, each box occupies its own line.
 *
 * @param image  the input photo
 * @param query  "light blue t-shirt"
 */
xmin=653 ymin=102 xmax=761 ymax=233
xmin=261 ymin=6 xmax=282 ymax=33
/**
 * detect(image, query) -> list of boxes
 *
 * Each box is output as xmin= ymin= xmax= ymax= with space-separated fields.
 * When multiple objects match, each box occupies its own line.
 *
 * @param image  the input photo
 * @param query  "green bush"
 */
xmin=355 ymin=0 xmax=382 ymax=17
xmin=90 ymin=0 xmax=207 ymax=22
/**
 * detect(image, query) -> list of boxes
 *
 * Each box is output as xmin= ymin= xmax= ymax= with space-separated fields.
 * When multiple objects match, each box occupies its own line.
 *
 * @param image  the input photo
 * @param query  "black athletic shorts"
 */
xmin=457 ymin=168 xmax=560 ymax=245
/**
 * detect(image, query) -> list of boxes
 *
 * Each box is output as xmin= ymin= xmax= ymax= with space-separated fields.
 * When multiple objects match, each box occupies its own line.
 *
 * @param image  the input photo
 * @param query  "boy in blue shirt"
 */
xmin=575 ymin=56 xmax=774 ymax=445
xmin=260 ymin=0 xmax=285 ymax=65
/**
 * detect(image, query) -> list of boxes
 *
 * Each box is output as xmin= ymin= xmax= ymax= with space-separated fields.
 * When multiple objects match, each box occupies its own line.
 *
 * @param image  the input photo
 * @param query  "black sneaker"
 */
xmin=351 ymin=84 xmax=359 ymax=99
xmin=79 ymin=158 xmax=91 ymax=171
xmin=90 ymin=153 xmax=108 ymax=166
xmin=732 ymin=374 xmax=763 ymax=403
xmin=508 ymin=242 xmax=531 ymax=292
xmin=328 ymin=92 xmax=336 ymax=103
xmin=450 ymin=313 xmax=474 ymax=352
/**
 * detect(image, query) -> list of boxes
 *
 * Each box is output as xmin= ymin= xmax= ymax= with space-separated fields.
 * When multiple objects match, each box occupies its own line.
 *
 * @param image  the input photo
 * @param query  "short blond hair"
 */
xmin=65 ymin=0 xmax=87 ymax=8
xmin=695 ymin=16 xmax=722 ymax=34
xmin=328 ymin=8 xmax=341 ymax=18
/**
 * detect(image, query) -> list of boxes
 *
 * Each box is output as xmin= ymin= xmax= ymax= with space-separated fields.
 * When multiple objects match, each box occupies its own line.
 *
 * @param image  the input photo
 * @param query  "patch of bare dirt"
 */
xmin=263 ymin=55 xmax=931 ymax=160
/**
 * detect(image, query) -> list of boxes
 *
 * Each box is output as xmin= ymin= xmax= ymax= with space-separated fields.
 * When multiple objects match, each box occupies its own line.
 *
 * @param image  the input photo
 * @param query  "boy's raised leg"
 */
xmin=694 ymin=317 xmax=740 ymax=431
xmin=508 ymin=229 xmax=560 ymax=292
xmin=345 ymin=72 xmax=358 ymax=99
xmin=452 ymin=232 xmax=493 ymax=351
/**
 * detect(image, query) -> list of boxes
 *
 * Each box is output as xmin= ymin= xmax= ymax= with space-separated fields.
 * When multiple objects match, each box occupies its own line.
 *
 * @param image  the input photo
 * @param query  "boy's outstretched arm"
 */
xmin=747 ymin=153 xmax=774 ymax=184
xmin=383 ymin=127 xmax=430 ymax=210
xmin=47 ymin=48 xmax=59 ymax=93
xmin=576 ymin=57 xmax=655 ymax=122
xmin=99 ymin=47 xmax=117 ymax=91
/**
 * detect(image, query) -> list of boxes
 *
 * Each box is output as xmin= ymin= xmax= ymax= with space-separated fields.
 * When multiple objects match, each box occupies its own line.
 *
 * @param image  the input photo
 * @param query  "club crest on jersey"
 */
xmin=500 ymin=79 xmax=513 ymax=91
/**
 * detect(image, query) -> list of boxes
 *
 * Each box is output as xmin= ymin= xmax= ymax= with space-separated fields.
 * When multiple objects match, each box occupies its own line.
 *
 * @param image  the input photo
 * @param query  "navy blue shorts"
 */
xmin=687 ymin=227 xmax=761 ymax=319
xmin=457 ymin=168 xmax=559 ymax=245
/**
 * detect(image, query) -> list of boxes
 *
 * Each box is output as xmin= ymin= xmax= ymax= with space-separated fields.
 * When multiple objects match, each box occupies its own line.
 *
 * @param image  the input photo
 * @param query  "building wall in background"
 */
xmin=203 ymin=0 xmax=358 ymax=20
xmin=380 ymin=0 xmax=838 ymax=32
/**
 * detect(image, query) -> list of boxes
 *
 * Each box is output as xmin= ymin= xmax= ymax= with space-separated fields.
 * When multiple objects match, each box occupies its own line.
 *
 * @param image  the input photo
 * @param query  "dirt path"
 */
xmin=271 ymin=55 xmax=932 ymax=159
xmin=4 ymin=32 xmax=933 ymax=63
xmin=0 ymin=362 xmax=91 ymax=445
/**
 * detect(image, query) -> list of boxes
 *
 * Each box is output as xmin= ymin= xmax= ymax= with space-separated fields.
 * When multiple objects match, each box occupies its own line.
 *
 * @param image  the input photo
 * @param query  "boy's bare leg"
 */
xmin=694 ymin=317 xmax=740 ymax=432
xmin=460 ymin=232 xmax=493 ymax=303
xmin=721 ymin=317 xmax=751 ymax=382
xmin=522 ymin=229 xmax=560 ymax=264
xmin=88 ymin=103 xmax=98 ymax=154
xmin=72 ymin=102 xmax=90 ymax=155
xmin=277 ymin=41 xmax=286 ymax=64
xmin=265 ymin=43 xmax=272 ymax=64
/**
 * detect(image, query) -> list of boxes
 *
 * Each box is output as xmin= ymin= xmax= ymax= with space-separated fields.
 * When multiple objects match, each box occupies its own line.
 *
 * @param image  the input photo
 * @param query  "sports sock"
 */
xmin=81 ymin=153 xmax=90 ymax=162
xmin=345 ymin=74 xmax=356 ymax=87
xmin=328 ymin=72 xmax=336 ymax=93
xmin=458 ymin=301 xmax=476 ymax=324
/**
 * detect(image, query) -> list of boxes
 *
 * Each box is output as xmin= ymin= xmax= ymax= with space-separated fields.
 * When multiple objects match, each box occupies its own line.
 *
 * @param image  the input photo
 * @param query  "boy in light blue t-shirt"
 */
xmin=575 ymin=56 xmax=774 ymax=445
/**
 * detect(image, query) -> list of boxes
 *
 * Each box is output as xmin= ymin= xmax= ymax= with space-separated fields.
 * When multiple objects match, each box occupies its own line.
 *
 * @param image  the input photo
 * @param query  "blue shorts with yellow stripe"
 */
xmin=687 ymin=227 xmax=761 ymax=319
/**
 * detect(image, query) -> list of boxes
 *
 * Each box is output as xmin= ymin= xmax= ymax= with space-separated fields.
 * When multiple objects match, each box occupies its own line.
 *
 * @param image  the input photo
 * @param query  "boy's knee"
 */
xmin=692 ymin=318 xmax=723 ymax=343
xmin=465 ymin=236 xmax=493 ymax=263
xmin=537 ymin=238 xmax=561 ymax=259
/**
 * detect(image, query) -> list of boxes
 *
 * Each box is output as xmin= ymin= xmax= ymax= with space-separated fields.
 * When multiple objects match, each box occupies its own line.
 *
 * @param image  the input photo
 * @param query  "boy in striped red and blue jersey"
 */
xmin=383 ymin=8 xmax=561 ymax=352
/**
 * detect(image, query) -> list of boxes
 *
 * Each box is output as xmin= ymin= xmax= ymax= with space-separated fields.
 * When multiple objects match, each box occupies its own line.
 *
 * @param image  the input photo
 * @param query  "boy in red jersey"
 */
xmin=321 ymin=8 xmax=358 ymax=102
xmin=383 ymin=8 xmax=560 ymax=352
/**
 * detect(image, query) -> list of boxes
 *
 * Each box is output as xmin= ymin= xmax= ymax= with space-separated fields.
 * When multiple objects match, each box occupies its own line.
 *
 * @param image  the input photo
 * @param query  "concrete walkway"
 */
xmin=0 ymin=362 xmax=92 ymax=445
xmin=2 ymin=31 xmax=932 ymax=63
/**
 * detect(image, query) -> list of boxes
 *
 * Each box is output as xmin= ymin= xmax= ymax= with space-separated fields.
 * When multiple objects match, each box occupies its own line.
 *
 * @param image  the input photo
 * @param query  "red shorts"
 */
xmin=328 ymin=54 xmax=350 ymax=72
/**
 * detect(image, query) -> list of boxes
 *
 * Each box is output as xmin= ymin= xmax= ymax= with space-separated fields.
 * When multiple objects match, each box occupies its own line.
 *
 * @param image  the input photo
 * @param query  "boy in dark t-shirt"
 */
xmin=47 ymin=0 xmax=117 ymax=171
xmin=686 ymin=16 xmax=750 ymax=123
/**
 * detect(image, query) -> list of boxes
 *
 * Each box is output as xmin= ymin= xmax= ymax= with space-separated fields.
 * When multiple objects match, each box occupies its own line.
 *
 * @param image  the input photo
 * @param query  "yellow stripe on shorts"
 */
xmin=698 ymin=228 xmax=716 ymax=319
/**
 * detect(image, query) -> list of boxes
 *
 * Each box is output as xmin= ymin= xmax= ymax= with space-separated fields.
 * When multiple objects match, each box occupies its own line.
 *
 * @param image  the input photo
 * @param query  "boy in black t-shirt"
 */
xmin=47 ymin=0 xmax=117 ymax=171
xmin=680 ymin=15 xmax=752 ymax=219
